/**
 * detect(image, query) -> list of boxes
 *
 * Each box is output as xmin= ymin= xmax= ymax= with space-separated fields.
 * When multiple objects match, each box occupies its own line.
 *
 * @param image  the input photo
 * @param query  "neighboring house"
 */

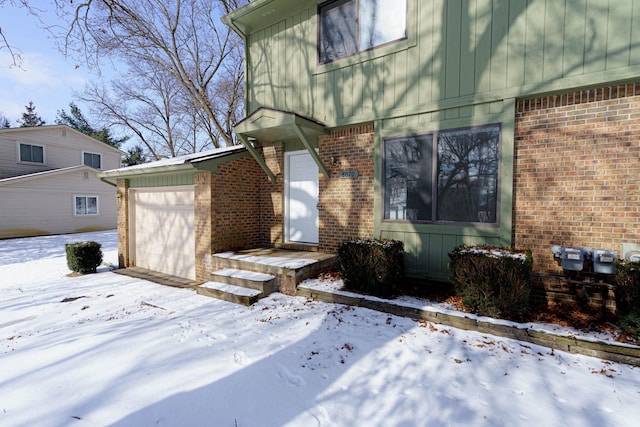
xmin=0 ymin=125 xmax=123 ymax=239
xmin=106 ymin=0 xmax=640 ymax=308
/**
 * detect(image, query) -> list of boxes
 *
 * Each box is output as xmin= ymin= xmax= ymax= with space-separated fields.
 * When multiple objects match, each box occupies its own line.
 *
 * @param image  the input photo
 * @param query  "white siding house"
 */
xmin=0 ymin=125 xmax=122 ymax=239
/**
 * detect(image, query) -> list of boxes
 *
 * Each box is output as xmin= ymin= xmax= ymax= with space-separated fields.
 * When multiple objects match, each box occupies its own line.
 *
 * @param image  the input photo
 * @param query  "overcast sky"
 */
xmin=0 ymin=2 xmax=97 ymax=125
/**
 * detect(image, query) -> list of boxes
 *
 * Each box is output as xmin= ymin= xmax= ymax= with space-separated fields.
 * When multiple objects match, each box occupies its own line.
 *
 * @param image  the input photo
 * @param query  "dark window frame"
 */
xmin=318 ymin=0 xmax=408 ymax=64
xmin=83 ymin=152 xmax=102 ymax=169
xmin=18 ymin=143 xmax=45 ymax=164
xmin=382 ymin=124 xmax=502 ymax=226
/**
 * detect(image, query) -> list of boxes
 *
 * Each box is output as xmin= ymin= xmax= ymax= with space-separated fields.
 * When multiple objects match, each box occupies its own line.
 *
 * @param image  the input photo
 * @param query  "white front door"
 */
xmin=285 ymin=150 xmax=319 ymax=244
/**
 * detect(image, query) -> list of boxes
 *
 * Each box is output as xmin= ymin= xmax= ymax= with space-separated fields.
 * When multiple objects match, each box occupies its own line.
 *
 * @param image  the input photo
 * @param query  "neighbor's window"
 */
xmin=383 ymin=125 xmax=501 ymax=224
xmin=83 ymin=152 xmax=102 ymax=169
xmin=75 ymin=196 xmax=98 ymax=216
xmin=319 ymin=0 xmax=407 ymax=63
xmin=19 ymin=143 xmax=44 ymax=163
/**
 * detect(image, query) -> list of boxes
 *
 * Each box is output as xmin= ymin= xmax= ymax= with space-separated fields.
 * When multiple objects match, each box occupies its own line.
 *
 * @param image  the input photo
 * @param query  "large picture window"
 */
xmin=383 ymin=125 xmax=501 ymax=224
xmin=75 ymin=196 xmax=98 ymax=216
xmin=319 ymin=0 xmax=407 ymax=63
xmin=19 ymin=143 xmax=44 ymax=163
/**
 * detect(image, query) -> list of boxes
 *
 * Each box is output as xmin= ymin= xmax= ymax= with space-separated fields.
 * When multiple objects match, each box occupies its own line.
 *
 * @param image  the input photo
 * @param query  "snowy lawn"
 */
xmin=1 ymin=231 xmax=639 ymax=427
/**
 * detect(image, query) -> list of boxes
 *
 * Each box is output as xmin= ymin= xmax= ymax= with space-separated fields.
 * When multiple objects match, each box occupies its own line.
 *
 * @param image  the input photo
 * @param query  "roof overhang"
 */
xmin=222 ymin=0 xmax=318 ymax=37
xmin=97 ymin=146 xmax=249 ymax=183
xmin=234 ymin=108 xmax=331 ymax=182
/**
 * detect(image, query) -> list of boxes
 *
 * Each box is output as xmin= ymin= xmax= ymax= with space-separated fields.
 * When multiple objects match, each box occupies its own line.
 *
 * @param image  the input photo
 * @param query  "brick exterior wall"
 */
xmin=116 ymin=178 xmax=130 ymax=269
xmin=194 ymin=172 xmax=212 ymax=281
xmin=513 ymin=83 xmax=640 ymax=309
xmin=259 ymin=142 xmax=285 ymax=247
xmin=210 ymin=156 xmax=268 ymax=253
xmin=318 ymin=125 xmax=376 ymax=253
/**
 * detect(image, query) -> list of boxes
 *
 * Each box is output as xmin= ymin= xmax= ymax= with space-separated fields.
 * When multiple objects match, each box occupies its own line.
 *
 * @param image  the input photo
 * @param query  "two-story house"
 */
xmin=0 ymin=125 xmax=122 ymax=239
xmin=107 ymin=0 xmax=640 ymax=309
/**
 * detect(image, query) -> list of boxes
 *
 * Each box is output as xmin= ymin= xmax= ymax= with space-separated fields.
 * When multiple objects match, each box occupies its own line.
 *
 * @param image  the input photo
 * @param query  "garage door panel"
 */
xmin=132 ymin=187 xmax=196 ymax=280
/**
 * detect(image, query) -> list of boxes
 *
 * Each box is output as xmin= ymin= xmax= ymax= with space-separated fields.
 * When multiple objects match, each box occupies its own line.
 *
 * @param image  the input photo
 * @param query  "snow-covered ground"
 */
xmin=1 ymin=231 xmax=639 ymax=427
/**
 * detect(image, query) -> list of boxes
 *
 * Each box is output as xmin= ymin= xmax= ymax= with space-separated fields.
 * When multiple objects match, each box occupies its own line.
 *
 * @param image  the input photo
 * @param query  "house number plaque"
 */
xmin=339 ymin=170 xmax=359 ymax=179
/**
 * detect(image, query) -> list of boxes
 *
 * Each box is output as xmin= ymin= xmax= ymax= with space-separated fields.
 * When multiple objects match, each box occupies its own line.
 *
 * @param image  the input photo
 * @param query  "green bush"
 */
xmin=615 ymin=260 xmax=640 ymax=340
xmin=449 ymin=245 xmax=533 ymax=321
xmin=65 ymin=241 xmax=103 ymax=274
xmin=615 ymin=260 xmax=640 ymax=316
xmin=338 ymin=238 xmax=404 ymax=298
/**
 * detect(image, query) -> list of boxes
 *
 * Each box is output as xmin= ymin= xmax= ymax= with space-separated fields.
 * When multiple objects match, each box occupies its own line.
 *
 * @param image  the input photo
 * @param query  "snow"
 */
xmin=216 ymin=251 xmax=317 ymax=269
xmin=200 ymin=281 xmax=262 ymax=297
xmin=213 ymin=268 xmax=276 ymax=282
xmin=1 ymin=231 xmax=639 ymax=427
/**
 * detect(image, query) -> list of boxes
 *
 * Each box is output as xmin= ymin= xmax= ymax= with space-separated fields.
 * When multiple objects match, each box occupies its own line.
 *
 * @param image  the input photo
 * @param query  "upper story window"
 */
xmin=383 ymin=124 xmax=501 ymax=224
xmin=19 ymin=143 xmax=45 ymax=164
xmin=319 ymin=0 xmax=407 ymax=64
xmin=83 ymin=152 xmax=102 ymax=169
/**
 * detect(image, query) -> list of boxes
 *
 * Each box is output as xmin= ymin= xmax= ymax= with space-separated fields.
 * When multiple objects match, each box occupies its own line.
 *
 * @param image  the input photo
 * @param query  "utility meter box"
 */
xmin=593 ymin=249 xmax=617 ymax=274
xmin=561 ymin=247 xmax=585 ymax=271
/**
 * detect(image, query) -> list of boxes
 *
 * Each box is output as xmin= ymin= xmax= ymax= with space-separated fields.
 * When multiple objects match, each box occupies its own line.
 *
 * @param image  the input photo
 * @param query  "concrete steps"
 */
xmin=198 ymin=248 xmax=337 ymax=305
xmin=196 ymin=281 xmax=263 ymax=306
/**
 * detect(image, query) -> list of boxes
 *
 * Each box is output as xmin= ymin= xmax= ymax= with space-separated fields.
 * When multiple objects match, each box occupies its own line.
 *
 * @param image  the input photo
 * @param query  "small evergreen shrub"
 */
xmin=615 ymin=260 xmax=640 ymax=315
xmin=615 ymin=260 xmax=640 ymax=340
xmin=65 ymin=241 xmax=103 ymax=274
xmin=338 ymin=238 xmax=404 ymax=298
xmin=449 ymin=245 xmax=533 ymax=321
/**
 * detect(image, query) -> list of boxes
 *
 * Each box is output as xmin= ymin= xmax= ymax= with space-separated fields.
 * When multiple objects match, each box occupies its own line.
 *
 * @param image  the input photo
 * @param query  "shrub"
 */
xmin=338 ymin=238 xmax=404 ymax=298
xmin=615 ymin=260 xmax=640 ymax=316
xmin=449 ymin=245 xmax=533 ymax=321
xmin=65 ymin=241 xmax=103 ymax=274
xmin=615 ymin=261 xmax=640 ymax=340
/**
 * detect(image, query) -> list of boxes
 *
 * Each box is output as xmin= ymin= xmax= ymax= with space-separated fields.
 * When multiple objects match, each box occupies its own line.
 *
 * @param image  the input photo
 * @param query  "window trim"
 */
xmin=381 ymin=123 xmax=502 ymax=227
xmin=317 ymin=0 xmax=411 ymax=66
xmin=16 ymin=142 xmax=46 ymax=165
xmin=74 ymin=195 xmax=99 ymax=216
xmin=82 ymin=151 xmax=102 ymax=169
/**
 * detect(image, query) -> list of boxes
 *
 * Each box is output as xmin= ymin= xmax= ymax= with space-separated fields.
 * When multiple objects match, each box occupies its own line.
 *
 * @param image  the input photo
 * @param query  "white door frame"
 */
xmin=284 ymin=150 xmax=319 ymax=245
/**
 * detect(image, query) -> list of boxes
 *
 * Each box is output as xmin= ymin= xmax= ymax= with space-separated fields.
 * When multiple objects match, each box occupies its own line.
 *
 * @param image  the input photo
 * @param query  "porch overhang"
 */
xmin=235 ymin=108 xmax=331 ymax=182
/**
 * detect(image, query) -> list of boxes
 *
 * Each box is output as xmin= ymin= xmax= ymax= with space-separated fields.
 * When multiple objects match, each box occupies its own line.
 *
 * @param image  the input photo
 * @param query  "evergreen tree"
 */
xmin=18 ymin=101 xmax=45 ymax=127
xmin=122 ymin=144 xmax=148 ymax=166
xmin=0 ymin=114 xmax=10 ymax=128
xmin=55 ymin=102 xmax=129 ymax=149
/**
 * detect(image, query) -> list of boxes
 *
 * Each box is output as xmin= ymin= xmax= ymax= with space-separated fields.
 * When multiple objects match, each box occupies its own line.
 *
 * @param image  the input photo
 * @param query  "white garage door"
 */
xmin=131 ymin=186 xmax=195 ymax=280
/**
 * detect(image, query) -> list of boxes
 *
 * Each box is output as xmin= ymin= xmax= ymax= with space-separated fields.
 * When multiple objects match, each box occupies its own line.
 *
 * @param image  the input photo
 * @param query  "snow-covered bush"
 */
xmin=449 ymin=245 xmax=532 ymax=320
xmin=338 ymin=238 xmax=404 ymax=298
xmin=65 ymin=241 xmax=103 ymax=274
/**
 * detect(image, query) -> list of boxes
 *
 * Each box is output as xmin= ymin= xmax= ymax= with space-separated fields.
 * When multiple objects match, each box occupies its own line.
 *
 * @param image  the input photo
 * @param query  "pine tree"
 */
xmin=18 ymin=101 xmax=45 ymax=127
xmin=0 ymin=115 xmax=10 ymax=128
xmin=122 ymin=144 xmax=148 ymax=166
xmin=56 ymin=102 xmax=129 ymax=149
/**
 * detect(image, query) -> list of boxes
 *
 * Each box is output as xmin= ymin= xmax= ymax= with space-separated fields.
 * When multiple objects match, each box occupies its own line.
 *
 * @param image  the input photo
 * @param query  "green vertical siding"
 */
xmin=246 ymin=0 xmax=640 ymax=127
xmin=129 ymin=174 xmax=194 ymax=188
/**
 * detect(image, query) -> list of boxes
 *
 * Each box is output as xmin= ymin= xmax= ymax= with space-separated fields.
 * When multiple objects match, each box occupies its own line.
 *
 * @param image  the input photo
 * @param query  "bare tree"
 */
xmin=0 ymin=0 xmax=41 ymax=67
xmin=55 ymin=0 xmax=248 ymax=152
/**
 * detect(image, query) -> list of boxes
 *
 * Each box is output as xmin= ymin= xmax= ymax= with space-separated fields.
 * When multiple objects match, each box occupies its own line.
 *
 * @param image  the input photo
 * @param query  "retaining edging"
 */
xmin=296 ymin=286 xmax=640 ymax=367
